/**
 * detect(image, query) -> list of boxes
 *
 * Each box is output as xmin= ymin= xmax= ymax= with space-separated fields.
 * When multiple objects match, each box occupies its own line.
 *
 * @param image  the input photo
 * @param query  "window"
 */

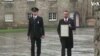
xmin=49 ymin=12 xmax=57 ymax=21
xmin=3 ymin=0 xmax=14 ymax=8
xmin=27 ymin=0 xmax=35 ymax=1
xmin=27 ymin=13 xmax=32 ymax=19
xmin=4 ymin=3 xmax=13 ymax=8
xmin=4 ymin=0 xmax=13 ymax=2
xmin=27 ymin=0 xmax=36 ymax=7
xmin=5 ymin=14 xmax=14 ymax=22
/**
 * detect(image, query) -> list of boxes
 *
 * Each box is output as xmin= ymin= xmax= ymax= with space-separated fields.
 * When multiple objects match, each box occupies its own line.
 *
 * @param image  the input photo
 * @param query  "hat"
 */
xmin=31 ymin=7 xmax=39 ymax=12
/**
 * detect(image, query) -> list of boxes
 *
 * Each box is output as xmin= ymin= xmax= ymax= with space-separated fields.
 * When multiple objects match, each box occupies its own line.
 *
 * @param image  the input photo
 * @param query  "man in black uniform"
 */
xmin=27 ymin=7 xmax=45 ymax=56
xmin=57 ymin=10 xmax=76 ymax=56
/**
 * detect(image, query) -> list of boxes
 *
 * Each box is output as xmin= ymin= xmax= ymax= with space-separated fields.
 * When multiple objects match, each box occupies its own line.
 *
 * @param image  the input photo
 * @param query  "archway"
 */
xmin=69 ymin=11 xmax=80 ymax=27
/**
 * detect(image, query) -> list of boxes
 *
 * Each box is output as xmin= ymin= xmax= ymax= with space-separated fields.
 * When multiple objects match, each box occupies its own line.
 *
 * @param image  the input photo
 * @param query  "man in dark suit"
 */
xmin=57 ymin=10 xmax=76 ymax=56
xmin=27 ymin=7 xmax=45 ymax=56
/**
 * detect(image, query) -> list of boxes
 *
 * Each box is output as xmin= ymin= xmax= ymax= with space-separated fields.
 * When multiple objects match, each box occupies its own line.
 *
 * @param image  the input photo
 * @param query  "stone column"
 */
xmin=94 ymin=11 xmax=100 ymax=56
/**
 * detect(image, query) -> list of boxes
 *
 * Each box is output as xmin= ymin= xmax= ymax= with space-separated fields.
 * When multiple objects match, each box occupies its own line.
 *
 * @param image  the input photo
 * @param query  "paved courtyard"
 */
xmin=0 ymin=28 xmax=94 ymax=56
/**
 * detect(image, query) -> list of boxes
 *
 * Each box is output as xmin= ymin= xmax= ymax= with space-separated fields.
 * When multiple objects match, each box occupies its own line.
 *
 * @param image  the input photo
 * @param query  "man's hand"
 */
xmin=69 ymin=24 xmax=71 ymax=27
xmin=41 ymin=35 xmax=45 ymax=39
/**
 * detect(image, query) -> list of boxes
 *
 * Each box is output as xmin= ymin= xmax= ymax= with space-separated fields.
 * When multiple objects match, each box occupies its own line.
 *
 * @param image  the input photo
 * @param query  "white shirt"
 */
xmin=64 ymin=18 xmax=71 ymax=27
xmin=64 ymin=18 xmax=68 ymax=22
xmin=33 ymin=15 xmax=37 ymax=19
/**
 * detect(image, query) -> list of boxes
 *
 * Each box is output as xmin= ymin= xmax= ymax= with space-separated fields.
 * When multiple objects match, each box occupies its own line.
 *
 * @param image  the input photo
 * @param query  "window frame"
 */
xmin=49 ymin=12 xmax=57 ymax=21
xmin=4 ymin=13 xmax=14 ymax=22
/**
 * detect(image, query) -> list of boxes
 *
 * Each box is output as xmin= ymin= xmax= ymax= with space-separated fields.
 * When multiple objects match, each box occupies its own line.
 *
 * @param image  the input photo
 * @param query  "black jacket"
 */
xmin=28 ymin=16 xmax=45 ymax=38
xmin=57 ymin=18 xmax=76 ymax=48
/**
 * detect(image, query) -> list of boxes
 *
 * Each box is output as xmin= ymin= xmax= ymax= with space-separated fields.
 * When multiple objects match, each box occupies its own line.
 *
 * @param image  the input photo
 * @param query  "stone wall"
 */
xmin=0 ymin=0 xmax=71 ymax=28
xmin=0 ymin=0 xmax=93 ymax=28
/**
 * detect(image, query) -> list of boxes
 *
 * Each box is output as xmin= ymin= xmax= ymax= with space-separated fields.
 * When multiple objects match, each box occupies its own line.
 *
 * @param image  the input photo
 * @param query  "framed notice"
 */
xmin=61 ymin=25 xmax=69 ymax=37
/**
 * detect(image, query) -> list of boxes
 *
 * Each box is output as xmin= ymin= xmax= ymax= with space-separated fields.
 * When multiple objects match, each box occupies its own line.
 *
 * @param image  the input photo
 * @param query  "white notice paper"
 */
xmin=61 ymin=25 xmax=69 ymax=37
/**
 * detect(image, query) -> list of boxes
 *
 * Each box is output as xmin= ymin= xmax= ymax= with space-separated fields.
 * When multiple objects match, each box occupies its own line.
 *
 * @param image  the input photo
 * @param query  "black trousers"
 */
xmin=61 ymin=47 xmax=72 ymax=56
xmin=60 ymin=38 xmax=72 ymax=56
xmin=31 ymin=37 xmax=41 ymax=56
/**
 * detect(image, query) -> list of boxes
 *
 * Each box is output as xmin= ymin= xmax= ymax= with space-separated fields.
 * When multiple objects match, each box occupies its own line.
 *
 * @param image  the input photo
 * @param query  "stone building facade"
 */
xmin=0 ymin=0 xmax=93 ymax=28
